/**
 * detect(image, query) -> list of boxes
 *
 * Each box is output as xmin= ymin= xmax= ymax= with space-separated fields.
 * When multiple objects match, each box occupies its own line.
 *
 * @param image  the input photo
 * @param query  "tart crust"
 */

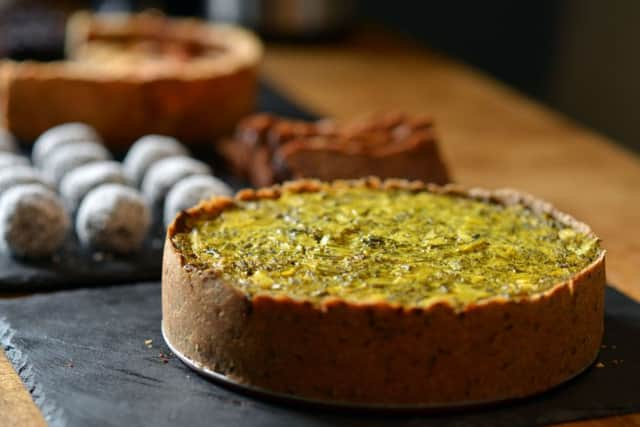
xmin=0 ymin=12 xmax=262 ymax=148
xmin=162 ymin=178 xmax=606 ymax=405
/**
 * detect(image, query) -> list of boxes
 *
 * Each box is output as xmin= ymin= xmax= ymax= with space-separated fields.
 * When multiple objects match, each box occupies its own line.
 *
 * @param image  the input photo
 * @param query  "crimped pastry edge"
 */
xmin=168 ymin=176 xmax=605 ymax=313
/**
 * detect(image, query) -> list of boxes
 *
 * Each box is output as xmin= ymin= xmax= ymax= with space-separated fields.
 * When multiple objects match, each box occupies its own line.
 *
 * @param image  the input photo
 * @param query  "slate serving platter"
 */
xmin=1 ymin=283 xmax=639 ymax=427
xmin=0 ymin=82 xmax=316 ymax=293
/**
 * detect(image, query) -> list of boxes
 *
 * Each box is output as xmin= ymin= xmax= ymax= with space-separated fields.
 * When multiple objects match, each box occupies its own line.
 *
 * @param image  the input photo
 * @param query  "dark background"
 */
xmin=1 ymin=0 xmax=639 ymax=153
xmin=363 ymin=1 xmax=640 ymax=155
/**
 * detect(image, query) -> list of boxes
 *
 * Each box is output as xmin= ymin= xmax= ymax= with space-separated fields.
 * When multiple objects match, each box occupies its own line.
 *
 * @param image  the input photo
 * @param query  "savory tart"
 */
xmin=219 ymin=112 xmax=450 ymax=186
xmin=0 ymin=12 xmax=262 ymax=148
xmin=162 ymin=178 xmax=605 ymax=406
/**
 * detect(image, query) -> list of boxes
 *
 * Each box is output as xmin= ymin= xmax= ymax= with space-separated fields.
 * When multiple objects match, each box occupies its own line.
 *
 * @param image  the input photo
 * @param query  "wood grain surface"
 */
xmin=0 ymin=351 xmax=47 ymax=427
xmin=1 ymin=27 xmax=638 ymax=427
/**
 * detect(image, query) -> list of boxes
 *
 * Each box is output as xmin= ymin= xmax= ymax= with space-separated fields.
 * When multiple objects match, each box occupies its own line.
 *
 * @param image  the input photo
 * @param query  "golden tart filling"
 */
xmin=173 ymin=186 xmax=600 ymax=307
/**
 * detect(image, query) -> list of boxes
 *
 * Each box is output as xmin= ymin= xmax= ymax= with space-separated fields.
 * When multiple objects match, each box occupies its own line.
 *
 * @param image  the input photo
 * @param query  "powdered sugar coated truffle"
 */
xmin=60 ymin=161 xmax=127 ymax=213
xmin=41 ymin=141 xmax=111 ymax=186
xmin=0 ymin=166 xmax=53 ymax=195
xmin=123 ymin=135 xmax=189 ymax=186
xmin=0 ymin=153 xmax=29 ymax=169
xmin=164 ymin=175 xmax=233 ymax=226
xmin=0 ymin=184 xmax=69 ymax=258
xmin=32 ymin=122 xmax=102 ymax=167
xmin=0 ymin=128 xmax=18 ymax=153
xmin=141 ymin=156 xmax=211 ymax=208
xmin=76 ymin=184 xmax=151 ymax=254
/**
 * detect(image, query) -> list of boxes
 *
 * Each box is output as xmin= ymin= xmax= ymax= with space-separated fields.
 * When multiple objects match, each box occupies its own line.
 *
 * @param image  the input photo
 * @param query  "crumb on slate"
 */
xmin=144 ymin=339 xmax=153 ymax=348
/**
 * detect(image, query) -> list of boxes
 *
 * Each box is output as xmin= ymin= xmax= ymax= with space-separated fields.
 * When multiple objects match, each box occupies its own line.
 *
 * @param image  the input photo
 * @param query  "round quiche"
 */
xmin=162 ymin=178 xmax=606 ymax=406
xmin=1 ymin=12 xmax=262 ymax=148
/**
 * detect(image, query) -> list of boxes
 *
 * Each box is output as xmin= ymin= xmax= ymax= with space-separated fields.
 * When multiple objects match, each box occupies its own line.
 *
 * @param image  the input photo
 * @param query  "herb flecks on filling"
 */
xmin=173 ymin=188 xmax=600 ymax=306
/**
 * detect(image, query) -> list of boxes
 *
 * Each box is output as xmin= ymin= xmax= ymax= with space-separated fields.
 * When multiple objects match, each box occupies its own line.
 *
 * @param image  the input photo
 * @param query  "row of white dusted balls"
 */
xmin=0 ymin=123 xmax=232 ymax=258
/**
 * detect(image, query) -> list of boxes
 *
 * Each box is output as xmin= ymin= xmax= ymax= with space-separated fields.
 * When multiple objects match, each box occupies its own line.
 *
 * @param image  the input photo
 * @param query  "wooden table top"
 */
xmin=1 ymin=27 xmax=639 ymax=427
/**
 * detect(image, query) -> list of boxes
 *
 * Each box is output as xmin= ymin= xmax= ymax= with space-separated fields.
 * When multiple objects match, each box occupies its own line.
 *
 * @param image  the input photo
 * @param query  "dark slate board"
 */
xmin=0 ymin=81 xmax=316 ymax=293
xmin=1 ymin=283 xmax=638 ymax=427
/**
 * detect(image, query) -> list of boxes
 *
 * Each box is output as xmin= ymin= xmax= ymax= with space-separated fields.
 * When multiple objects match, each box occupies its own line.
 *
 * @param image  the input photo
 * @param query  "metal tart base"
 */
xmin=162 ymin=322 xmax=598 ymax=412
